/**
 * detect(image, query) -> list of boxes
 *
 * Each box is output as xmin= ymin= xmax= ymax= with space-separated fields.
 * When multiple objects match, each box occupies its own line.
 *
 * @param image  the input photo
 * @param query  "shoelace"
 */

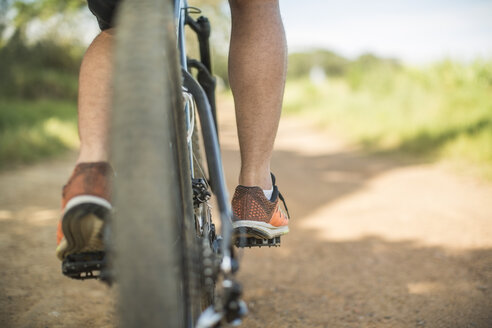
xmin=278 ymin=191 xmax=290 ymax=219
xmin=271 ymin=173 xmax=290 ymax=219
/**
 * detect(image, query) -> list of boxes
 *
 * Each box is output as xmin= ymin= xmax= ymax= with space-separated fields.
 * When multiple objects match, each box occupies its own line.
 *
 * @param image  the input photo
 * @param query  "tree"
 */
xmin=12 ymin=0 xmax=85 ymax=28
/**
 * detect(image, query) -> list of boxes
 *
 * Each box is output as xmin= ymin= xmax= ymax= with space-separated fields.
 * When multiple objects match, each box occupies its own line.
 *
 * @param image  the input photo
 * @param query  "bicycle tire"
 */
xmin=110 ymin=0 xmax=200 ymax=326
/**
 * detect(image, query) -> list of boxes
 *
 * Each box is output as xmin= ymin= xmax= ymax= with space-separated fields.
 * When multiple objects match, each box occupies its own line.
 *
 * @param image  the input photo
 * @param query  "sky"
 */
xmin=16 ymin=0 xmax=492 ymax=65
xmin=280 ymin=0 xmax=492 ymax=63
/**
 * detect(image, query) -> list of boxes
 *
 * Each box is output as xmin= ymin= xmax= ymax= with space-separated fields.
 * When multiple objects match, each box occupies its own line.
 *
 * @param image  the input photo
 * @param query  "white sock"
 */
xmin=263 ymin=188 xmax=273 ymax=200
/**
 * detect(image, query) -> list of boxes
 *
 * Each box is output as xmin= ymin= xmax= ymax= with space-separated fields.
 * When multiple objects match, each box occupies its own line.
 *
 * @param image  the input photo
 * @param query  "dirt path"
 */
xmin=1 ymin=106 xmax=492 ymax=327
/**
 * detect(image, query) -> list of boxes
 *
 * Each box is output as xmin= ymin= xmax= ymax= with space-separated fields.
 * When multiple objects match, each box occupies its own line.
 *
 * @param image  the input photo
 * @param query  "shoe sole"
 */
xmin=56 ymin=195 xmax=111 ymax=260
xmin=232 ymin=220 xmax=289 ymax=239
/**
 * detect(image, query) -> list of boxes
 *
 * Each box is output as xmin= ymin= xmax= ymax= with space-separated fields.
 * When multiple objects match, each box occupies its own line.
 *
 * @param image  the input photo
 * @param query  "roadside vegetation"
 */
xmin=0 ymin=30 xmax=82 ymax=168
xmin=0 ymin=0 xmax=226 ymax=168
xmin=0 ymin=0 xmax=85 ymax=168
xmin=2 ymin=1 xmax=491 ymax=179
xmin=284 ymin=51 xmax=492 ymax=179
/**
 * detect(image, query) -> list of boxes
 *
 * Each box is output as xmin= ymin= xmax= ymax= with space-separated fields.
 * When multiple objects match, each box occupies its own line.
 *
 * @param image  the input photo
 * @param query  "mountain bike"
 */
xmin=61 ymin=0 xmax=283 ymax=327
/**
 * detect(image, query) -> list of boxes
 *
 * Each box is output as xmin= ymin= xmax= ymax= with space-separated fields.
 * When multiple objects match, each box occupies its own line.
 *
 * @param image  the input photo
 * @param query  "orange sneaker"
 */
xmin=56 ymin=162 xmax=112 ymax=260
xmin=231 ymin=174 xmax=290 ymax=239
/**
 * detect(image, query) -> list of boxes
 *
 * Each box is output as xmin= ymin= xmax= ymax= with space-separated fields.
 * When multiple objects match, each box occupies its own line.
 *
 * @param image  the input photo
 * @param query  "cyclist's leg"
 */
xmin=228 ymin=0 xmax=287 ymax=190
xmin=77 ymin=0 xmax=119 ymax=163
xmin=56 ymin=1 xmax=118 ymax=260
xmin=228 ymin=0 xmax=290 ymax=239
xmin=77 ymin=29 xmax=113 ymax=163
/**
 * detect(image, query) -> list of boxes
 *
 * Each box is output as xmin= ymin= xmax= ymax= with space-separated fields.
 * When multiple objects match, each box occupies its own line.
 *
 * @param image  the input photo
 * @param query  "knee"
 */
xmin=100 ymin=28 xmax=116 ymax=38
xmin=87 ymin=28 xmax=115 ymax=53
xmin=92 ymin=28 xmax=115 ymax=46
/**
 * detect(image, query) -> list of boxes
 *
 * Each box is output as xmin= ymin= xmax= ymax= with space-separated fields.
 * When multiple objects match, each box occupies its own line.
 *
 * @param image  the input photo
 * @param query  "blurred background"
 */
xmin=0 ymin=0 xmax=491 ymax=179
xmin=1 ymin=1 xmax=492 ymax=327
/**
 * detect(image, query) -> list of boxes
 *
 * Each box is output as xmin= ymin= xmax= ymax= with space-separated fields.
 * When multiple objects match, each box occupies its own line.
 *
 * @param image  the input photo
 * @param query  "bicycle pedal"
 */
xmin=233 ymin=226 xmax=282 ymax=248
xmin=62 ymin=251 xmax=110 ymax=281
xmin=235 ymin=236 xmax=281 ymax=248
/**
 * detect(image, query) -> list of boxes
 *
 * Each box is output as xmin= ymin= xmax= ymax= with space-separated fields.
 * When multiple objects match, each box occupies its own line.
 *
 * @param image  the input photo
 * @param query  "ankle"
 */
xmin=239 ymin=169 xmax=272 ymax=190
xmin=77 ymin=147 xmax=109 ymax=164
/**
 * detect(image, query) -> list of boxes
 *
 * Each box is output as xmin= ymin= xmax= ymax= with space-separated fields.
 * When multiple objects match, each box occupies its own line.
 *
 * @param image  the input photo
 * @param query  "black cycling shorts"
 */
xmin=87 ymin=0 xmax=121 ymax=30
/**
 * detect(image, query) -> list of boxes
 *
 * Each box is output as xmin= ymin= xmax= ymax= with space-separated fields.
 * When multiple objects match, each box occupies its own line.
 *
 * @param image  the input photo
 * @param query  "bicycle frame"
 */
xmin=173 ymin=0 xmax=234 ymax=271
xmin=173 ymin=1 xmax=245 ymax=325
xmin=176 ymin=0 xmax=189 ymax=69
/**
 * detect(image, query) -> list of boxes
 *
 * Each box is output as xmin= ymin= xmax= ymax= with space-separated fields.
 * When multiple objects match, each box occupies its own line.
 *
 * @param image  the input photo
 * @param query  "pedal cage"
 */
xmin=235 ymin=236 xmax=281 ymax=248
xmin=62 ymin=251 xmax=108 ymax=281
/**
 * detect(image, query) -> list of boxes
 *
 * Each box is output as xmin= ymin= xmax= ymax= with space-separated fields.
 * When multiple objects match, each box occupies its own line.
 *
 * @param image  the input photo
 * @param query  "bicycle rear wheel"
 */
xmin=110 ymin=0 xmax=200 ymax=326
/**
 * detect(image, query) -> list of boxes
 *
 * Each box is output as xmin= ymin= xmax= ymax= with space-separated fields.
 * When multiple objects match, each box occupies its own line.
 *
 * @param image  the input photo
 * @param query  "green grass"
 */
xmin=283 ymin=59 xmax=492 ymax=179
xmin=0 ymin=99 xmax=79 ymax=168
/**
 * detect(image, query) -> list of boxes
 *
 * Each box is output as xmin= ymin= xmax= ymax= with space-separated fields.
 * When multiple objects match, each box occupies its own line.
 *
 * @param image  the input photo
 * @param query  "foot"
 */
xmin=231 ymin=174 xmax=290 ymax=239
xmin=56 ymin=162 xmax=112 ymax=260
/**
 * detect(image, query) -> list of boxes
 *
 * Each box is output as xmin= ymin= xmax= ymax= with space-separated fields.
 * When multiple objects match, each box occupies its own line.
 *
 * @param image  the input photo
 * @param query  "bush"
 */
xmin=288 ymin=49 xmax=350 ymax=79
xmin=283 ymin=59 xmax=492 ymax=179
xmin=0 ymin=100 xmax=79 ymax=167
xmin=0 ymin=30 xmax=82 ymax=100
